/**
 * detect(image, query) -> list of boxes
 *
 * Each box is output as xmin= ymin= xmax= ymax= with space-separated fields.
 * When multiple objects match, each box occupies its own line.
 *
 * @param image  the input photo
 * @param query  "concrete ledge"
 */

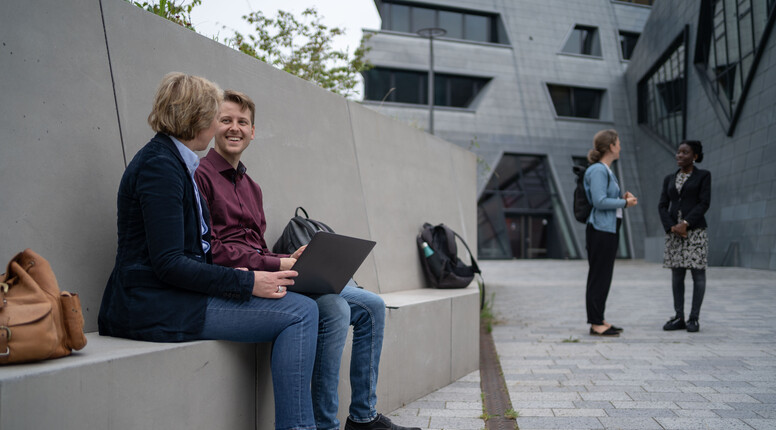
xmin=0 ymin=333 xmax=266 ymax=430
xmin=1 ymin=287 xmax=479 ymax=429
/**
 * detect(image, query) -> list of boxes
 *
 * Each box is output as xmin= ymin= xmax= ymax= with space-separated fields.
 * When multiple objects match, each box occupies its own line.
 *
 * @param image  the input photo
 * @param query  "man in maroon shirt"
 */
xmin=195 ymin=90 xmax=419 ymax=430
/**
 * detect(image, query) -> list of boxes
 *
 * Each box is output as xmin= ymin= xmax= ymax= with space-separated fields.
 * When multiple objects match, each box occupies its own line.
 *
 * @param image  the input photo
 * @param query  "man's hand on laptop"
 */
xmin=280 ymin=245 xmax=308 ymax=270
xmin=290 ymin=245 xmax=307 ymax=259
xmin=252 ymin=270 xmax=298 ymax=298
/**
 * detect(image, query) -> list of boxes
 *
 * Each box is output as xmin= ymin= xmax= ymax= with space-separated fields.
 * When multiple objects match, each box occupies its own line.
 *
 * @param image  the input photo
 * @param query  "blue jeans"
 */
xmin=311 ymin=284 xmax=386 ymax=430
xmin=199 ymin=292 xmax=318 ymax=430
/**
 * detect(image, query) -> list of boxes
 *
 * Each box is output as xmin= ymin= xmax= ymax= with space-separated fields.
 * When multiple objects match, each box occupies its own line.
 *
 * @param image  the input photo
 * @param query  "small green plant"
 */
xmin=479 ymin=412 xmax=493 ymax=420
xmin=480 ymin=290 xmax=496 ymax=333
xmin=504 ymin=408 xmax=519 ymax=419
xmin=562 ymin=336 xmax=580 ymax=343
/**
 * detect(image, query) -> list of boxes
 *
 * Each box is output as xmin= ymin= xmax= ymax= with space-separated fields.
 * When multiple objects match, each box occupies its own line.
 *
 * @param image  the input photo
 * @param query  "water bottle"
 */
xmin=421 ymin=242 xmax=445 ymax=278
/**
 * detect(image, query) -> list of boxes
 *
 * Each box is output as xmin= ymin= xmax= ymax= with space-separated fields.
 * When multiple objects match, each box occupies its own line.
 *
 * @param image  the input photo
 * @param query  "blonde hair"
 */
xmin=147 ymin=72 xmax=223 ymax=141
xmin=587 ymin=129 xmax=619 ymax=163
xmin=223 ymin=90 xmax=256 ymax=125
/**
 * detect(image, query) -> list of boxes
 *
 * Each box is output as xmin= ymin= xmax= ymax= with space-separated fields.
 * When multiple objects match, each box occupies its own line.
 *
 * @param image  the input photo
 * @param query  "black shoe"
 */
xmin=590 ymin=326 xmax=619 ymax=337
xmin=609 ymin=325 xmax=624 ymax=333
xmin=686 ymin=318 xmax=699 ymax=332
xmin=663 ymin=316 xmax=686 ymax=331
xmin=345 ymin=413 xmax=421 ymax=430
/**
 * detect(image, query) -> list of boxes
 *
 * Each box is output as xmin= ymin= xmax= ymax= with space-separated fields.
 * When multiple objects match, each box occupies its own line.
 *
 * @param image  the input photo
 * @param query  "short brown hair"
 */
xmin=147 ymin=72 xmax=223 ymax=141
xmin=587 ymin=129 xmax=619 ymax=163
xmin=223 ymin=90 xmax=256 ymax=125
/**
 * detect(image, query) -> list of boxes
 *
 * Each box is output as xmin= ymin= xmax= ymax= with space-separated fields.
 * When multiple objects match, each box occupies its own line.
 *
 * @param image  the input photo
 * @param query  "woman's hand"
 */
xmin=624 ymin=191 xmax=638 ymax=208
xmin=252 ymin=270 xmax=297 ymax=298
xmin=671 ymin=222 xmax=688 ymax=238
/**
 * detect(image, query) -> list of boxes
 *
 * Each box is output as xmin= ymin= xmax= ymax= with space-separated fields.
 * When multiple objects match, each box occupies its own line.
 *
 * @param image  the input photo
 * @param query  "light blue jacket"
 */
xmin=583 ymin=162 xmax=626 ymax=233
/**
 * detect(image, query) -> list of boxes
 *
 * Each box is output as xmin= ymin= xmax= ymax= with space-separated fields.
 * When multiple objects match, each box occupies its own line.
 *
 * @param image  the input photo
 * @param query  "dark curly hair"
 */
xmin=680 ymin=140 xmax=704 ymax=163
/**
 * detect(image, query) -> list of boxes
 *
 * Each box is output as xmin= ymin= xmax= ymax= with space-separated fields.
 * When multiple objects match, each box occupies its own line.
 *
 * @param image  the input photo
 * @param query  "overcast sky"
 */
xmin=190 ymin=0 xmax=381 ymax=57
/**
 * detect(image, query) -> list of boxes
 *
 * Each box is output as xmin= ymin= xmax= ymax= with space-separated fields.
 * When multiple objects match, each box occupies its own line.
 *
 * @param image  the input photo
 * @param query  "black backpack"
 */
xmin=572 ymin=164 xmax=608 ymax=223
xmin=272 ymin=207 xmax=335 ymax=254
xmin=416 ymin=223 xmax=484 ymax=307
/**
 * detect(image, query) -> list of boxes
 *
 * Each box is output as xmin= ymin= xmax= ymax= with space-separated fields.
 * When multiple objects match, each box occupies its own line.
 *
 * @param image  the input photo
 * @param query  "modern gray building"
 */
xmin=361 ymin=0 xmax=776 ymax=270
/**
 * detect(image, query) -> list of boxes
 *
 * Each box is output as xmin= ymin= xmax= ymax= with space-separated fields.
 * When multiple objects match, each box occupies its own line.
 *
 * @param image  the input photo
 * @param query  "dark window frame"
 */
xmin=546 ymin=84 xmax=606 ymax=120
xmin=637 ymin=26 xmax=689 ymax=149
xmin=611 ymin=0 xmax=654 ymax=6
xmin=478 ymin=153 xmax=580 ymax=259
xmin=693 ymin=0 xmax=776 ymax=136
xmin=362 ymin=66 xmax=491 ymax=109
xmin=380 ymin=0 xmax=510 ymax=45
xmin=560 ymin=24 xmax=603 ymax=58
xmin=618 ymin=30 xmax=641 ymax=61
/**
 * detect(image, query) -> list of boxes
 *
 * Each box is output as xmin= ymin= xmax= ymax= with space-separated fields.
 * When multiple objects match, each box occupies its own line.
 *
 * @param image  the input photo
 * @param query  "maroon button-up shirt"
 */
xmin=194 ymin=149 xmax=287 ymax=271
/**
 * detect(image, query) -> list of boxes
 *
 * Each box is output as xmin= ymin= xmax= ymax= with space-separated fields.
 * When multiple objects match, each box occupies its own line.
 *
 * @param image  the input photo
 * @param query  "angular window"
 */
xmin=619 ymin=30 xmax=640 ymax=60
xmin=547 ymin=84 xmax=604 ymax=119
xmin=562 ymin=25 xmax=602 ymax=57
xmin=478 ymin=155 xmax=578 ymax=259
xmin=380 ymin=1 xmax=509 ymax=44
xmin=363 ymin=67 xmax=489 ymax=108
xmin=613 ymin=0 xmax=654 ymax=5
xmin=694 ymin=0 xmax=776 ymax=135
xmin=638 ymin=28 xmax=688 ymax=147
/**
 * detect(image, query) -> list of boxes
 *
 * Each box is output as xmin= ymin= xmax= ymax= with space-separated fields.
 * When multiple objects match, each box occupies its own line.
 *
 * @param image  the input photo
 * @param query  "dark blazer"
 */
xmin=658 ymin=167 xmax=711 ymax=233
xmin=99 ymin=133 xmax=253 ymax=342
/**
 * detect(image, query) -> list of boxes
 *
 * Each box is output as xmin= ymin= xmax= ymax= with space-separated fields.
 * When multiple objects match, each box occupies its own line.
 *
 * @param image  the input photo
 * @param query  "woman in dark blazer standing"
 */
xmin=98 ymin=73 xmax=318 ymax=430
xmin=583 ymin=129 xmax=638 ymax=336
xmin=659 ymin=140 xmax=711 ymax=333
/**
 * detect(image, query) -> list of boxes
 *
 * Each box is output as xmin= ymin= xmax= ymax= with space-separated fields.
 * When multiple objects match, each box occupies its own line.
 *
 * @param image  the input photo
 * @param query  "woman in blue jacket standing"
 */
xmin=98 ymin=73 xmax=318 ymax=430
xmin=658 ymin=140 xmax=711 ymax=333
xmin=584 ymin=129 xmax=638 ymax=336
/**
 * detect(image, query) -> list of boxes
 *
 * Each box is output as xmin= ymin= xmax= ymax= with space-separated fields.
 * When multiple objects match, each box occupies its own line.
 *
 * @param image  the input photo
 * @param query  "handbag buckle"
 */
xmin=0 ymin=326 xmax=10 ymax=357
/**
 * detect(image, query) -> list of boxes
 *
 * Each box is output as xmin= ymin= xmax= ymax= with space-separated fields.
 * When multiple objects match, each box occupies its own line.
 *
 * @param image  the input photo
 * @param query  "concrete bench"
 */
xmin=0 ymin=0 xmax=480 ymax=428
xmin=0 ymin=285 xmax=479 ymax=430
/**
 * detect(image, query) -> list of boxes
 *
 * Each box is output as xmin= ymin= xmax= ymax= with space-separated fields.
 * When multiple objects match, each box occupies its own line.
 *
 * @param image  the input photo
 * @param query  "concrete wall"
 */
xmin=625 ymin=0 xmax=776 ymax=269
xmin=1 ymin=0 xmax=477 ymax=330
xmin=363 ymin=0 xmax=653 ymax=258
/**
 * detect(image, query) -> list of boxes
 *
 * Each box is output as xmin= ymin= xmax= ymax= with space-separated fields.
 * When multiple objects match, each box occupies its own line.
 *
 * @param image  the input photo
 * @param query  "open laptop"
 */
xmin=289 ymin=231 xmax=376 ymax=295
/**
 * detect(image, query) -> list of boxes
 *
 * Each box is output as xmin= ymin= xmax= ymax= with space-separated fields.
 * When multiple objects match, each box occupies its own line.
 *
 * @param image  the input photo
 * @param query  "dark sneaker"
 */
xmin=663 ymin=316 xmax=686 ymax=331
xmin=345 ymin=413 xmax=421 ymax=430
xmin=686 ymin=318 xmax=699 ymax=332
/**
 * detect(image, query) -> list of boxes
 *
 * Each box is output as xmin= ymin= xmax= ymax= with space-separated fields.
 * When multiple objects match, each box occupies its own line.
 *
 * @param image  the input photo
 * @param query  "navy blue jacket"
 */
xmin=99 ymin=133 xmax=254 ymax=342
xmin=658 ymin=168 xmax=711 ymax=233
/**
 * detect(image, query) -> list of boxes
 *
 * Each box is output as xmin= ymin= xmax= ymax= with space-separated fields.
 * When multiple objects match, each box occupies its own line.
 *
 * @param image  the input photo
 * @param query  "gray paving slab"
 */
xmin=388 ymin=260 xmax=776 ymax=429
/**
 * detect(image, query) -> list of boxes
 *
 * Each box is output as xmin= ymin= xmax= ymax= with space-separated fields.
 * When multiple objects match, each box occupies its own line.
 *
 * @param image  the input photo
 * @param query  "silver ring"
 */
xmin=277 ymin=286 xmax=285 ymax=293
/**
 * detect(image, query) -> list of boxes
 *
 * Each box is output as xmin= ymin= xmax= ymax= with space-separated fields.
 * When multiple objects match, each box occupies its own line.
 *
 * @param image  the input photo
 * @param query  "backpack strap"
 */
xmin=295 ymin=206 xmax=309 ymax=218
xmin=449 ymin=229 xmax=485 ymax=309
xmin=450 ymin=229 xmax=480 ymax=275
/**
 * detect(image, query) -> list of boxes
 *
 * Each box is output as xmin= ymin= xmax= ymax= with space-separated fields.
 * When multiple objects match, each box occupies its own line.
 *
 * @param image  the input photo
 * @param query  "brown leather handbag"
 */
xmin=0 ymin=249 xmax=87 ymax=365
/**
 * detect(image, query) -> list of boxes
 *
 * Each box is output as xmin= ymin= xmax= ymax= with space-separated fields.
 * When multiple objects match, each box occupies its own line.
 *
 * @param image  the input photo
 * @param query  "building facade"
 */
xmin=361 ymin=0 xmax=776 ymax=269
xmin=626 ymin=0 xmax=776 ymax=269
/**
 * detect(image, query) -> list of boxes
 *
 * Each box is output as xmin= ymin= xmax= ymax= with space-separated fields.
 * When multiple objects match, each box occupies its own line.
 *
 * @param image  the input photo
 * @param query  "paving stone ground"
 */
xmin=388 ymin=259 xmax=776 ymax=430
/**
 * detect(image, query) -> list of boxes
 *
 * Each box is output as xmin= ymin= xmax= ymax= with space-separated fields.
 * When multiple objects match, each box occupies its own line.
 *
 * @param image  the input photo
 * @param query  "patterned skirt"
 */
xmin=663 ymin=228 xmax=708 ymax=269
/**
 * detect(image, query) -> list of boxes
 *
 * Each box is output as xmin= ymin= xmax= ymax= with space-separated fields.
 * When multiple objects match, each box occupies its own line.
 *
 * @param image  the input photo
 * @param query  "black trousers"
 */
xmin=585 ymin=220 xmax=621 ymax=325
xmin=671 ymin=268 xmax=706 ymax=320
